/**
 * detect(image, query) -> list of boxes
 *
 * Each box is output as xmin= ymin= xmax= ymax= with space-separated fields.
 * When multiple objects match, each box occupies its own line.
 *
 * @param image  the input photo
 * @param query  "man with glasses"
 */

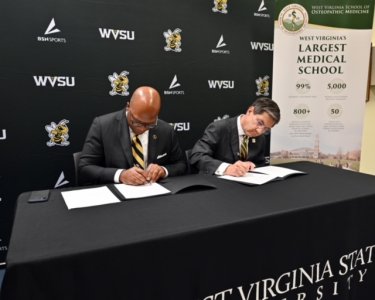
xmin=79 ymin=86 xmax=187 ymax=185
xmin=190 ymin=97 xmax=280 ymax=177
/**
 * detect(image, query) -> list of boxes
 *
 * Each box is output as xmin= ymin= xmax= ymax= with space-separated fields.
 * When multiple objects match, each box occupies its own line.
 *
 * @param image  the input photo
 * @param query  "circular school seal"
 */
xmin=278 ymin=4 xmax=308 ymax=34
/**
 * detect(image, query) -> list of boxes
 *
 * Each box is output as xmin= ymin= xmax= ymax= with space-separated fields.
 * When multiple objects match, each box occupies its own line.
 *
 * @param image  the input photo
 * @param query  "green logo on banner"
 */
xmin=279 ymin=4 xmax=309 ymax=34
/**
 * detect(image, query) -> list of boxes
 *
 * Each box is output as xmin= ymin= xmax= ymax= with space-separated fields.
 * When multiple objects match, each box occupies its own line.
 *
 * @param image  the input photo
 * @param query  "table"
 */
xmin=1 ymin=162 xmax=375 ymax=300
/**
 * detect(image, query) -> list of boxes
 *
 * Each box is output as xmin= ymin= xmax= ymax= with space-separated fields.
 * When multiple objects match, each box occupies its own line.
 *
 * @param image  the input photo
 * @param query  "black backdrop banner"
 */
xmin=0 ymin=0 xmax=275 ymax=263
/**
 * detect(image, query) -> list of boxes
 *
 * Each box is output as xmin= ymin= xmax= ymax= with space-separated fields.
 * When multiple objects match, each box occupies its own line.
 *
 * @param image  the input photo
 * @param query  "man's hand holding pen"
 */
xmin=224 ymin=160 xmax=256 ymax=177
xmin=119 ymin=164 xmax=166 ymax=185
xmin=145 ymin=163 xmax=166 ymax=183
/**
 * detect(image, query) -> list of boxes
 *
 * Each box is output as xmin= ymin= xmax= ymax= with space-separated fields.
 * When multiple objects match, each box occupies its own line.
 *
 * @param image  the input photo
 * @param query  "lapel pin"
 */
xmin=252 ymin=138 xmax=256 ymax=143
xmin=153 ymin=134 xmax=158 ymax=140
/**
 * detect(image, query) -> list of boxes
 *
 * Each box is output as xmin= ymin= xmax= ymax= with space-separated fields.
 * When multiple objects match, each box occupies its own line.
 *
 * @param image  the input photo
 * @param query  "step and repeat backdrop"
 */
xmin=0 ymin=0 xmax=275 ymax=263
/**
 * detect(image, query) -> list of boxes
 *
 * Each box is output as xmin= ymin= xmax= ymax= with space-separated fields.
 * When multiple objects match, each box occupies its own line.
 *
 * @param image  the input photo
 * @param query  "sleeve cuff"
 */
xmin=215 ymin=163 xmax=230 ymax=176
xmin=114 ymin=169 xmax=124 ymax=183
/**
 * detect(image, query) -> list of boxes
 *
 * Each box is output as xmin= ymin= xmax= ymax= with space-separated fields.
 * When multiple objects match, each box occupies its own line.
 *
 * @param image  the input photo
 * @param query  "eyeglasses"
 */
xmin=255 ymin=118 xmax=272 ymax=133
xmin=128 ymin=110 xmax=158 ymax=129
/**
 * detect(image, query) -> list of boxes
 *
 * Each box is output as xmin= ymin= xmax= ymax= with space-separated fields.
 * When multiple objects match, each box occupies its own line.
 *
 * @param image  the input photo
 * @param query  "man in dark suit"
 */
xmin=79 ymin=86 xmax=187 ymax=185
xmin=190 ymin=97 xmax=280 ymax=177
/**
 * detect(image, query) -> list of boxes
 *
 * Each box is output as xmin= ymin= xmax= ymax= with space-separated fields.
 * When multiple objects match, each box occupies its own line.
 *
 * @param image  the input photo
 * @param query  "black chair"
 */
xmin=73 ymin=151 xmax=82 ymax=186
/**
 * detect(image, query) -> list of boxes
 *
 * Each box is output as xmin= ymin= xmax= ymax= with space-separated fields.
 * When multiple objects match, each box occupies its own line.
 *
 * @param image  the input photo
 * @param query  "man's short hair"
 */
xmin=251 ymin=97 xmax=280 ymax=124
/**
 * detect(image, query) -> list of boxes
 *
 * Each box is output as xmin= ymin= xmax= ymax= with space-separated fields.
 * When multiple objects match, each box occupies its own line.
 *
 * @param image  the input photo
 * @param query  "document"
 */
xmin=114 ymin=182 xmax=171 ymax=199
xmin=62 ymin=186 xmax=120 ymax=209
xmin=218 ymin=165 xmax=306 ymax=185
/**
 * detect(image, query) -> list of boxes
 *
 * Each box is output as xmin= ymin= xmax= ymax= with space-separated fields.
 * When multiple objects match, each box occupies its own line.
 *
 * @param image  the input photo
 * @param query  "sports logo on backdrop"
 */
xmin=0 ymin=129 xmax=6 ymax=140
xmin=45 ymin=18 xmax=60 ymax=35
xmin=108 ymin=71 xmax=130 ymax=96
xmin=212 ymin=35 xmax=230 ymax=54
xmin=98 ymin=28 xmax=135 ymax=40
xmin=208 ymin=80 xmax=234 ymax=89
xmin=169 ymin=122 xmax=190 ymax=132
xmin=250 ymin=41 xmax=273 ymax=52
xmin=37 ymin=18 xmax=67 ymax=43
xmin=54 ymin=171 xmax=69 ymax=188
xmin=212 ymin=0 xmax=228 ymax=14
xmin=278 ymin=4 xmax=309 ymax=34
xmin=33 ymin=76 xmax=75 ymax=87
xmin=214 ymin=115 xmax=230 ymax=122
xmin=45 ymin=119 xmax=70 ymax=147
xmin=256 ymin=75 xmax=270 ymax=96
xmin=163 ymin=28 xmax=182 ymax=52
xmin=254 ymin=0 xmax=270 ymax=18
xmin=164 ymin=75 xmax=185 ymax=95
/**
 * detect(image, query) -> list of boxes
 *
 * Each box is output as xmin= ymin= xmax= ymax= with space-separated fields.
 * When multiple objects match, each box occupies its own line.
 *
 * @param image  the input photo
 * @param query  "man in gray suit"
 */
xmin=79 ymin=86 xmax=187 ymax=185
xmin=190 ymin=97 xmax=280 ymax=177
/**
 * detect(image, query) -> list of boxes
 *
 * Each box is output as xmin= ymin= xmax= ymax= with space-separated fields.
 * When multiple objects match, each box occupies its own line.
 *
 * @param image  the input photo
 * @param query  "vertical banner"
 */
xmin=271 ymin=0 xmax=374 ymax=171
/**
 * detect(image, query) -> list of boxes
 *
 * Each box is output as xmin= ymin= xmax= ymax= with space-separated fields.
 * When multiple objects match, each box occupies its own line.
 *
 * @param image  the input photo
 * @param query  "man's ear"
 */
xmin=247 ymin=107 xmax=254 ymax=114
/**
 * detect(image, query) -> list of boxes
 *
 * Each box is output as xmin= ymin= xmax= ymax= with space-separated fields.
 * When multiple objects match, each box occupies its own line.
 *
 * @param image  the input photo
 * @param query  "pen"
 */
xmin=134 ymin=164 xmax=151 ymax=184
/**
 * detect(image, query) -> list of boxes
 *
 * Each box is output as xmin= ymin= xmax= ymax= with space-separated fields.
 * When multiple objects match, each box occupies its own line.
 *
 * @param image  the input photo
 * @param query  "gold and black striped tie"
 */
xmin=132 ymin=135 xmax=145 ymax=169
xmin=240 ymin=136 xmax=249 ymax=161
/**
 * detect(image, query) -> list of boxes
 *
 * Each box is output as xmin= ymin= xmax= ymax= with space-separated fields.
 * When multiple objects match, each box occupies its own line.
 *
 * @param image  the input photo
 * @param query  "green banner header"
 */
xmin=275 ymin=0 xmax=374 ymax=29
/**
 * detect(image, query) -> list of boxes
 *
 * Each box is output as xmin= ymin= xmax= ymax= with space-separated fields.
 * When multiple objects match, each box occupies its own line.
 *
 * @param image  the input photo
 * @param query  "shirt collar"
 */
xmin=237 ymin=115 xmax=245 ymax=136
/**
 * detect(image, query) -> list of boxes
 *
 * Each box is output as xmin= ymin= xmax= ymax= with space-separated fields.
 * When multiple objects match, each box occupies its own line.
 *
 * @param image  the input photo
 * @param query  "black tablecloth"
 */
xmin=1 ymin=162 xmax=375 ymax=300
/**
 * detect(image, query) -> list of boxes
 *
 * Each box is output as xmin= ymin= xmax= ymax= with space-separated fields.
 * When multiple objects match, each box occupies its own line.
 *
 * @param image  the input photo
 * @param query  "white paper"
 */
xmin=219 ymin=172 xmax=279 ymax=185
xmin=253 ymin=166 xmax=305 ymax=177
xmin=114 ymin=182 xmax=171 ymax=199
xmin=62 ymin=186 xmax=120 ymax=210
xmin=218 ymin=166 xmax=305 ymax=185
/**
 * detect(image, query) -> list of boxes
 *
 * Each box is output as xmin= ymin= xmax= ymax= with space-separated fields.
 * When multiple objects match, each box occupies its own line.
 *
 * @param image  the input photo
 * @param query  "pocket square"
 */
xmin=157 ymin=153 xmax=167 ymax=159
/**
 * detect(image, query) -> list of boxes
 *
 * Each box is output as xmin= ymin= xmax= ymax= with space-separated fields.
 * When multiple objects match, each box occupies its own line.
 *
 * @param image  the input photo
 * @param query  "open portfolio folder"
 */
xmin=61 ymin=175 xmax=217 ymax=209
xmin=218 ymin=165 xmax=306 ymax=186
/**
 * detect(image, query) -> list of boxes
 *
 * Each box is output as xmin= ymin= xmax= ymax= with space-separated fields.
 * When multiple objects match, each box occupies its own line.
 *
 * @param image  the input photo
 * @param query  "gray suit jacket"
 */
xmin=190 ymin=117 xmax=266 ymax=174
xmin=79 ymin=110 xmax=187 ymax=185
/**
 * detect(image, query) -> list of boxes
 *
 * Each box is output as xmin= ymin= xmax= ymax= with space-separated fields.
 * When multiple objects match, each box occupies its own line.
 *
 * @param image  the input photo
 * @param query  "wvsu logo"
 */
xmin=212 ymin=35 xmax=230 ymax=54
xmin=98 ymin=28 xmax=135 ymax=40
xmin=164 ymin=75 xmax=184 ymax=95
xmin=33 ymin=76 xmax=75 ymax=87
xmin=37 ymin=18 xmax=66 ymax=43
xmin=45 ymin=119 xmax=70 ymax=147
xmin=163 ymin=28 xmax=182 ymax=52
xmin=254 ymin=0 xmax=270 ymax=18
xmin=169 ymin=122 xmax=190 ymax=132
xmin=212 ymin=0 xmax=228 ymax=14
xmin=0 ymin=129 xmax=6 ymax=140
xmin=256 ymin=75 xmax=270 ymax=96
xmin=108 ymin=71 xmax=130 ymax=96
xmin=250 ymin=41 xmax=273 ymax=51
xmin=208 ymin=80 xmax=234 ymax=89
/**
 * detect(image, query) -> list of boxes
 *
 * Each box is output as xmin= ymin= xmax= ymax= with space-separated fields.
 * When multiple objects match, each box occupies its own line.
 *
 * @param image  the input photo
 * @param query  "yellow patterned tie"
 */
xmin=132 ymin=135 xmax=145 ymax=169
xmin=240 ymin=136 xmax=249 ymax=161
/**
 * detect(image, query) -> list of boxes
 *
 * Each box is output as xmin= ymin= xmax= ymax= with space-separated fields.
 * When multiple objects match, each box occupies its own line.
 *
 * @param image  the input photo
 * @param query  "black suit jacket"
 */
xmin=189 ymin=117 xmax=266 ymax=174
xmin=79 ymin=110 xmax=187 ymax=185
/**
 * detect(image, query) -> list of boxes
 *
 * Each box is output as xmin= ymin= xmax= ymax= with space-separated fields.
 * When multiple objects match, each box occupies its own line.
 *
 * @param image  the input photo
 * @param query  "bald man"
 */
xmin=79 ymin=86 xmax=187 ymax=185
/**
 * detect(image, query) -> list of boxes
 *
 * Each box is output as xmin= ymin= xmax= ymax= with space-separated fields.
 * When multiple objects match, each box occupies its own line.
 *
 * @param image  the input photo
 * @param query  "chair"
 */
xmin=73 ymin=151 xmax=82 ymax=186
